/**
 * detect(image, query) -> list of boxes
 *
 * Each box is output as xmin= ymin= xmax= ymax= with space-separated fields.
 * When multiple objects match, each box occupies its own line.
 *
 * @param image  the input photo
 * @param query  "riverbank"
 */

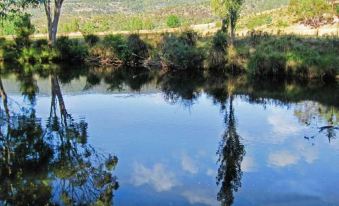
xmin=1 ymin=31 xmax=338 ymax=82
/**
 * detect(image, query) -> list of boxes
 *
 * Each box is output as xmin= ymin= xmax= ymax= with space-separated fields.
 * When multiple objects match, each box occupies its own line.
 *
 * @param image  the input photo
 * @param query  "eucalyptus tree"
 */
xmin=211 ymin=0 xmax=244 ymax=43
xmin=1 ymin=0 xmax=66 ymax=44
xmin=39 ymin=0 xmax=65 ymax=44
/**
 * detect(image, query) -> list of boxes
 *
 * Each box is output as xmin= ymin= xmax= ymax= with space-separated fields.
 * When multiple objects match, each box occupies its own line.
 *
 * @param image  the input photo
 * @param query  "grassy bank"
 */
xmin=1 ymin=31 xmax=338 ymax=82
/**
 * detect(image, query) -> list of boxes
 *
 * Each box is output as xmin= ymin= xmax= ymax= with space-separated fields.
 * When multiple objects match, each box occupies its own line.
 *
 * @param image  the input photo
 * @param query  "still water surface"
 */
xmin=0 ymin=69 xmax=338 ymax=205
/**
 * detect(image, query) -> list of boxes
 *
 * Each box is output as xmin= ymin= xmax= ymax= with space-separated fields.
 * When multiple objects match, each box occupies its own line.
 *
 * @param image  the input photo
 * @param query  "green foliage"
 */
xmin=160 ymin=32 xmax=204 ymax=70
xmin=62 ymin=18 xmax=80 ymax=33
xmin=55 ymin=37 xmax=89 ymax=62
xmin=84 ymin=34 xmax=100 ymax=46
xmin=125 ymin=17 xmax=144 ymax=31
xmin=14 ymin=14 xmax=35 ymax=48
xmin=88 ymin=34 xmax=149 ymax=66
xmin=207 ymin=31 xmax=228 ymax=69
xmin=102 ymin=34 xmax=128 ymax=60
xmin=166 ymin=15 xmax=181 ymax=28
xmin=288 ymin=0 xmax=331 ymax=20
xmin=80 ymin=21 xmax=97 ymax=34
xmin=125 ymin=34 xmax=150 ymax=65
xmin=245 ymin=14 xmax=272 ymax=29
xmin=247 ymin=36 xmax=338 ymax=80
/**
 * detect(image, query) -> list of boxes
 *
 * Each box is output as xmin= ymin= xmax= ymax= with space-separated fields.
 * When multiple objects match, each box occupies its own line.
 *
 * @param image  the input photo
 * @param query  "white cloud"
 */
xmin=132 ymin=163 xmax=178 ymax=192
xmin=181 ymin=153 xmax=199 ymax=174
xmin=241 ymin=156 xmax=256 ymax=172
xmin=182 ymin=190 xmax=218 ymax=206
xmin=268 ymin=113 xmax=301 ymax=139
xmin=268 ymin=151 xmax=300 ymax=167
xmin=206 ymin=168 xmax=216 ymax=177
xmin=296 ymin=143 xmax=318 ymax=164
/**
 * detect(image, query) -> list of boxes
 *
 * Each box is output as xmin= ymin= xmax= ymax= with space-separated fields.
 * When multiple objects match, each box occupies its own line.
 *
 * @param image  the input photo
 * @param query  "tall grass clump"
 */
xmin=160 ymin=31 xmax=204 ymax=71
xmin=248 ymin=36 xmax=338 ymax=81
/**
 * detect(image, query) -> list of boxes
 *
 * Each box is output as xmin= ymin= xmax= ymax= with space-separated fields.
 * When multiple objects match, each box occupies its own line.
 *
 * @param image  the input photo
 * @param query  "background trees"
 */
xmin=211 ymin=0 xmax=244 ymax=43
xmin=0 ymin=0 xmax=66 ymax=44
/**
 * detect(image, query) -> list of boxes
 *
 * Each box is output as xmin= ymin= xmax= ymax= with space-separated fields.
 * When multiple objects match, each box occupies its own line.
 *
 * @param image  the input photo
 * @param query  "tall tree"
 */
xmin=0 ymin=0 xmax=64 ymax=44
xmin=211 ymin=0 xmax=244 ymax=44
xmin=40 ymin=0 xmax=64 ymax=44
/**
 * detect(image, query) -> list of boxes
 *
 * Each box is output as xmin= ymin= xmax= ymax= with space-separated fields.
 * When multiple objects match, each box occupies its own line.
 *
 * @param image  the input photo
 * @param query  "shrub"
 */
xmin=84 ymin=34 xmax=100 ymax=46
xmin=80 ymin=21 xmax=97 ymax=34
xmin=166 ymin=15 xmax=181 ymax=28
xmin=125 ymin=34 xmax=150 ymax=65
xmin=207 ymin=31 xmax=228 ymax=70
xmin=102 ymin=34 xmax=128 ymax=60
xmin=55 ymin=37 xmax=88 ymax=62
xmin=62 ymin=18 xmax=80 ymax=33
xmin=125 ymin=17 xmax=143 ymax=31
xmin=160 ymin=32 xmax=204 ymax=70
xmin=14 ymin=14 xmax=35 ymax=48
xmin=92 ymin=34 xmax=149 ymax=65
xmin=212 ymin=31 xmax=228 ymax=52
xmin=143 ymin=19 xmax=155 ymax=30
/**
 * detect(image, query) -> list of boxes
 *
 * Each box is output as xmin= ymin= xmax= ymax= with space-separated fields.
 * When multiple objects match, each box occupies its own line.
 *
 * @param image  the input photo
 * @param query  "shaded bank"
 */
xmin=1 ymin=30 xmax=338 ymax=82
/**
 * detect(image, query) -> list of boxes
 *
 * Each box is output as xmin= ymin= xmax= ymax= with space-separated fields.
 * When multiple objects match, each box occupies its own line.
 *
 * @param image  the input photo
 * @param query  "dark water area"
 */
xmin=0 ymin=66 xmax=338 ymax=206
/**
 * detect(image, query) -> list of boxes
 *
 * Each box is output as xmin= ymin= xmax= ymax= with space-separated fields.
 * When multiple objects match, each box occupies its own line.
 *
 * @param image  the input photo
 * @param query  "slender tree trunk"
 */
xmin=44 ymin=0 xmax=64 ymax=44
xmin=51 ymin=2 xmax=62 ymax=44
xmin=230 ymin=28 xmax=235 ymax=45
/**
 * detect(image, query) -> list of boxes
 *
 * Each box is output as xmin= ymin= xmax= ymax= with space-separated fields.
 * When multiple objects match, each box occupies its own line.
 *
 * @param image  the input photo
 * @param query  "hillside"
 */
xmin=1 ymin=0 xmax=291 ymax=35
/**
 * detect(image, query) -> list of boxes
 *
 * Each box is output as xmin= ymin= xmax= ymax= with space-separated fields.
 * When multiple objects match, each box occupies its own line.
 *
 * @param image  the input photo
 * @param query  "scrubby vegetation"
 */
xmin=159 ymin=32 xmax=204 ymax=70
xmin=166 ymin=15 xmax=182 ymax=28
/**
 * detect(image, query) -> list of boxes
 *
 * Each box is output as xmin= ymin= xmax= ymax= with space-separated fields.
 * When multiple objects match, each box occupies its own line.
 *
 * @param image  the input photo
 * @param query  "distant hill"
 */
xmin=1 ymin=0 xmax=290 ymax=35
xmin=31 ymin=0 xmax=289 ymax=16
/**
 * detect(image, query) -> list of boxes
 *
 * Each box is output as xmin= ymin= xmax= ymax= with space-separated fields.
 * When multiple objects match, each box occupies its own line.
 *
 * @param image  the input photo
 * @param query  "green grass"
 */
xmin=241 ymin=35 xmax=339 ymax=80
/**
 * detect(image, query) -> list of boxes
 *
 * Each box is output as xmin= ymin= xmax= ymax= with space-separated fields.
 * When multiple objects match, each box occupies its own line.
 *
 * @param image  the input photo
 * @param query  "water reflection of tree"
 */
xmin=0 ymin=74 xmax=119 ymax=205
xmin=295 ymin=102 xmax=339 ymax=142
xmin=157 ymin=70 xmax=205 ymax=106
xmin=84 ymin=66 xmax=156 ymax=92
xmin=217 ymin=95 xmax=245 ymax=206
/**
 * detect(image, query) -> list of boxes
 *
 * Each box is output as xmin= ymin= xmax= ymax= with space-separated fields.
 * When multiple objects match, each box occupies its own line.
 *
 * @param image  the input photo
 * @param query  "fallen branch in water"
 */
xmin=319 ymin=125 xmax=339 ymax=132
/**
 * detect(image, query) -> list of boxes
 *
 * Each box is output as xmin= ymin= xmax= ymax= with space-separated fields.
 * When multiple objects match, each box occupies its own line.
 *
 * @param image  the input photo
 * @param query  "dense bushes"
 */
xmin=207 ymin=31 xmax=228 ymax=70
xmin=86 ymin=34 xmax=150 ymax=66
xmin=55 ymin=37 xmax=89 ymax=62
xmin=160 ymin=32 xmax=204 ymax=70
xmin=166 ymin=15 xmax=181 ymax=28
xmin=84 ymin=34 xmax=100 ymax=46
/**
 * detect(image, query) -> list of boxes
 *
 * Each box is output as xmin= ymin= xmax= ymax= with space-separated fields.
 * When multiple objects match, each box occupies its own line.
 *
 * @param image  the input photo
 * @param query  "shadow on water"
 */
xmin=0 ymin=73 xmax=119 ymax=205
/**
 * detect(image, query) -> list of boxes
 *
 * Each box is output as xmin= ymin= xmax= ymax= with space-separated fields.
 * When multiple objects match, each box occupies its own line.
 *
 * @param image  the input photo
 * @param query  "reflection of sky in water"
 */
xmin=8 ymin=93 xmax=339 ymax=206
